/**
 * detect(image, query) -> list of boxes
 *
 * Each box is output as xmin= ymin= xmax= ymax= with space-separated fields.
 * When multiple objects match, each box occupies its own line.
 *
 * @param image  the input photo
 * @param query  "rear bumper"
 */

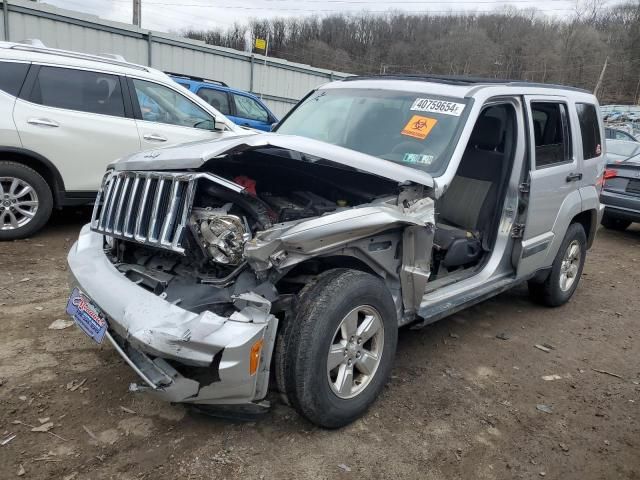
xmin=67 ymin=224 xmax=277 ymax=405
xmin=600 ymin=189 xmax=640 ymax=222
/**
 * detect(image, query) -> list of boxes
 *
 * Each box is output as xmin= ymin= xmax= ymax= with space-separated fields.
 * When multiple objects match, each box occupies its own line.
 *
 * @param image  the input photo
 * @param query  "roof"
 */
xmin=0 ymin=40 xmax=154 ymax=76
xmin=341 ymin=74 xmax=591 ymax=94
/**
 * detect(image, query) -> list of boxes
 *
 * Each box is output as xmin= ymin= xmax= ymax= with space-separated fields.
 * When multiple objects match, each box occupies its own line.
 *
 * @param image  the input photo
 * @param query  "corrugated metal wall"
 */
xmin=1 ymin=0 xmax=350 ymax=118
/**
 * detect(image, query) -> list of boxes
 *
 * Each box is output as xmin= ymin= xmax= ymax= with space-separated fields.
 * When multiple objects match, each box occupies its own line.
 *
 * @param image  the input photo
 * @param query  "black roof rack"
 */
xmin=164 ymin=71 xmax=228 ymax=87
xmin=342 ymin=74 xmax=590 ymax=93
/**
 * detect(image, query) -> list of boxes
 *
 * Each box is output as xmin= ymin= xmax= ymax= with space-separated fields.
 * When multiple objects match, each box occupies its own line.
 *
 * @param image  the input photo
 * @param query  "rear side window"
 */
xmin=576 ymin=103 xmax=602 ymax=160
xmin=197 ymin=87 xmax=231 ymax=115
xmin=232 ymin=94 xmax=269 ymax=122
xmin=30 ymin=66 xmax=125 ymax=117
xmin=531 ymin=102 xmax=572 ymax=168
xmin=0 ymin=61 xmax=30 ymax=97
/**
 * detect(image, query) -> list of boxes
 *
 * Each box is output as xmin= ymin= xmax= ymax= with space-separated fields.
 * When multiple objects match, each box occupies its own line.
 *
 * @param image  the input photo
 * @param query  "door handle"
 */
xmin=27 ymin=118 xmax=59 ymax=128
xmin=566 ymin=172 xmax=583 ymax=182
xmin=143 ymin=133 xmax=167 ymax=142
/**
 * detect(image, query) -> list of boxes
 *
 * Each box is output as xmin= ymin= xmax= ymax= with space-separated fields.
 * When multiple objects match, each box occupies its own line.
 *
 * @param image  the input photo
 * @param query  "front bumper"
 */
xmin=600 ymin=189 xmax=640 ymax=223
xmin=67 ymin=224 xmax=277 ymax=405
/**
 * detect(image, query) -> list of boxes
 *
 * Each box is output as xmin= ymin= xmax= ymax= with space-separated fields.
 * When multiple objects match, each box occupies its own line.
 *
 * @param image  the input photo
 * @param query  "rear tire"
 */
xmin=277 ymin=268 xmax=398 ymax=428
xmin=601 ymin=213 xmax=631 ymax=231
xmin=528 ymin=223 xmax=586 ymax=307
xmin=0 ymin=161 xmax=53 ymax=241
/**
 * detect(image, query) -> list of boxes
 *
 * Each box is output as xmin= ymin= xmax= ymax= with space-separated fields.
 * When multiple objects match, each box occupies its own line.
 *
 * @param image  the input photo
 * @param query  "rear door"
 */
xmin=0 ymin=60 xmax=30 ymax=148
xmin=128 ymin=77 xmax=222 ymax=150
xmin=230 ymin=92 xmax=273 ymax=131
xmin=517 ymin=96 xmax=581 ymax=277
xmin=13 ymin=65 xmax=141 ymax=192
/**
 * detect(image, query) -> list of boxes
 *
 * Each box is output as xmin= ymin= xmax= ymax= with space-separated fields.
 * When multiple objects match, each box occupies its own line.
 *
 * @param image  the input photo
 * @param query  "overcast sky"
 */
xmin=38 ymin=0 xmax=611 ymax=32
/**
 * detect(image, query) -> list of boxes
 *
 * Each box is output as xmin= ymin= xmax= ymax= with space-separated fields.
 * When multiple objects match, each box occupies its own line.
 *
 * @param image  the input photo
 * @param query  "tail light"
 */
xmin=603 ymin=168 xmax=618 ymax=179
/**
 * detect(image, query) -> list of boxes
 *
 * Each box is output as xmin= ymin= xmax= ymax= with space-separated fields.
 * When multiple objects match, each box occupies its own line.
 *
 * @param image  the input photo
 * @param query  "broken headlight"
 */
xmin=191 ymin=207 xmax=249 ymax=265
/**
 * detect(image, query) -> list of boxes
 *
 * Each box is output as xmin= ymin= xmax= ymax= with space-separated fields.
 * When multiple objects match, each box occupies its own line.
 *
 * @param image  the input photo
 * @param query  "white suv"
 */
xmin=0 ymin=41 xmax=241 ymax=240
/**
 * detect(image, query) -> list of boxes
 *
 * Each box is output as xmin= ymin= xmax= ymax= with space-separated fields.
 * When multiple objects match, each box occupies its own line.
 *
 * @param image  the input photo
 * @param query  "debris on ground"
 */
xmin=591 ymin=368 xmax=623 ymax=379
xmin=496 ymin=332 xmax=510 ymax=340
xmin=1 ymin=433 xmax=16 ymax=445
xmin=542 ymin=374 xmax=562 ymax=381
xmin=17 ymin=464 xmax=25 ymax=476
xmin=337 ymin=464 xmax=351 ymax=472
xmin=38 ymin=417 xmax=50 ymax=424
xmin=536 ymin=404 xmax=553 ymax=414
xmin=31 ymin=422 xmax=55 ymax=432
xmin=48 ymin=319 xmax=74 ymax=330
xmin=534 ymin=344 xmax=551 ymax=353
xmin=449 ymin=332 xmax=459 ymax=339
xmin=120 ymin=406 xmax=136 ymax=414
xmin=82 ymin=425 xmax=98 ymax=441
xmin=559 ymin=443 xmax=570 ymax=452
xmin=66 ymin=378 xmax=87 ymax=391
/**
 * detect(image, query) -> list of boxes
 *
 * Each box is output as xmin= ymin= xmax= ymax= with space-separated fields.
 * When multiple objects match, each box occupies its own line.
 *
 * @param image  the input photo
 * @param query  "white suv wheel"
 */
xmin=0 ymin=177 xmax=40 ymax=231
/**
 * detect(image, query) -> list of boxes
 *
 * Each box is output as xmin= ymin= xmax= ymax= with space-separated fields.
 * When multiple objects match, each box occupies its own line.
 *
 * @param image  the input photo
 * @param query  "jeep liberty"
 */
xmin=66 ymin=76 xmax=606 ymax=428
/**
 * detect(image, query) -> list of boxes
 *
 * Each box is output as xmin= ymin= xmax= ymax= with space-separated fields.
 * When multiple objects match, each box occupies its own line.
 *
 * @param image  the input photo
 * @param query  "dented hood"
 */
xmin=113 ymin=133 xmax=434 ymax=187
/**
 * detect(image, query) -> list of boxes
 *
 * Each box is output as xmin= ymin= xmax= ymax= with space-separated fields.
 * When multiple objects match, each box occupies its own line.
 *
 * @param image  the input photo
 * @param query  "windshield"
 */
xmin=276 ymin=88 xmax=469 ymax=173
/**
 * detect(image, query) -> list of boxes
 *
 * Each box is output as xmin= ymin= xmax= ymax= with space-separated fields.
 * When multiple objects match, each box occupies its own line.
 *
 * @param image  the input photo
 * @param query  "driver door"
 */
xmin=128 ymin=77 xmax=221 ymax=149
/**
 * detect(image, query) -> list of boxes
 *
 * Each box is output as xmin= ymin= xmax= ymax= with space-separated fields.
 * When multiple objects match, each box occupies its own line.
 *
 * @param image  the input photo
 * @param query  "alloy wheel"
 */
xmin=559 ymin=239 xmax=581 ymax=292
xmin=0 ymin=177 xmax=39 ymax=231
xmin=326 ymin=305 xmax=385 ymax=399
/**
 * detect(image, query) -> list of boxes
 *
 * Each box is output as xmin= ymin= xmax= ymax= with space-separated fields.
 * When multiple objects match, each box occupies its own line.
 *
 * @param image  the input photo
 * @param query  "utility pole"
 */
xmin=132 ymin=0 xmax=141 ymax=28
xmin=593 ymin=55 xmax=608 ymax=98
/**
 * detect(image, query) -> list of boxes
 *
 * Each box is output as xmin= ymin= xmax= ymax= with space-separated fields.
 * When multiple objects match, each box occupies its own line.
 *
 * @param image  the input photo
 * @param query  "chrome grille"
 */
xmin=91 ymin=171 xmax=197 ymax=253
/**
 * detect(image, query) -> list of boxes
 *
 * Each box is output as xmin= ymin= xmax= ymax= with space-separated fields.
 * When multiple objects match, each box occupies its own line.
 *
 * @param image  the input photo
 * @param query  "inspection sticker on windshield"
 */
xmin=411 ymin=98 xmax=465 ymax=116
xmin=403 ymin=153 xmax=434 ymax=165
xmin=401 ymin=115 xmax=437 ymax=140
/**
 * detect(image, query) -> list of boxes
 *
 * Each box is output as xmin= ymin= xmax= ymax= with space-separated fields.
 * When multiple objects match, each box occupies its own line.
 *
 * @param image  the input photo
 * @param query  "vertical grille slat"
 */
xmin=113 ymin=176 xmax=131 ymax=235
xmin=122 ymin=176 xmax=140 ymax=238
xmin=148 ymin=178 xmax=165 ymax=242
xmin=91 ymin=171 xmax=196 ymax=254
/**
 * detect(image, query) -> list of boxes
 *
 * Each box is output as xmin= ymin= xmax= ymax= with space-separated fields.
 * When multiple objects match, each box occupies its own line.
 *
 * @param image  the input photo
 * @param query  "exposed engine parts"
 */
xmin=190 ymin=207 xmax=249 ymax=265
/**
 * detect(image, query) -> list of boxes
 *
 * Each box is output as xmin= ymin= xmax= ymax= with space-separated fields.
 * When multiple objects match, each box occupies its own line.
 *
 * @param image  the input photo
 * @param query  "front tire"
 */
xmin=528 ymin=223 xmax=587 ymax=307
xmin=601 ymin=213 xmax=631 ymax=231
xmin=0 ymin=162 xmax=53 ymax=240
xmin=278 ymin=269 xmax=398 ymax=428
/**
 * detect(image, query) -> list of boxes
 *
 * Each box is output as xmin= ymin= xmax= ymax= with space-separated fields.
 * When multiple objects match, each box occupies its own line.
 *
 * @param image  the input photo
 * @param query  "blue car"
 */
xmin=169 ymin=73 xmax=278 ymax=131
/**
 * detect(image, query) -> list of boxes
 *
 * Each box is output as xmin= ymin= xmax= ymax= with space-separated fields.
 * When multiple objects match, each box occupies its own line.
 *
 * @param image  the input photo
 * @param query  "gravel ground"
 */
xmin=0 ymin=209 xmax=639 ymax=480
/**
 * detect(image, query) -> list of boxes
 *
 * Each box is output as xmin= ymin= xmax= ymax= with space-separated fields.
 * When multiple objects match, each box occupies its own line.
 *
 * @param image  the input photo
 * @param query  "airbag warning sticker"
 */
xmin=401 ymin=115 xmax=437 ymax=140
xmin=411 ymin=98 xmax=465 ymax=116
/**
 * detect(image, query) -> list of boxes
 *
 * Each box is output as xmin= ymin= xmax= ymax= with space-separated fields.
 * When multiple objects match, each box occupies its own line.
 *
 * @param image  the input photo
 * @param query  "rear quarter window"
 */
xmin=0 ymin=61 xmax=30 ymax=97
xmin=575 ymin=103 xmax=602 ymax=160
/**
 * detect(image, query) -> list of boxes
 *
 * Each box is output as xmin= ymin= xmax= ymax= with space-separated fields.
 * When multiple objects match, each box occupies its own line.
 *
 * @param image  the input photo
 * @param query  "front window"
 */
xmin=276 ymin=88 xmax=469 ymax=173
xmin=132 ymin=79 xmax=214 ymax=130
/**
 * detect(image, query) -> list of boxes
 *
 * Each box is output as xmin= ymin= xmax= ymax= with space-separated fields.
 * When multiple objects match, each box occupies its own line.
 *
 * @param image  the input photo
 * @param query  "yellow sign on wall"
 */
xmin=255 ymin=38 xmax=266 ymax=50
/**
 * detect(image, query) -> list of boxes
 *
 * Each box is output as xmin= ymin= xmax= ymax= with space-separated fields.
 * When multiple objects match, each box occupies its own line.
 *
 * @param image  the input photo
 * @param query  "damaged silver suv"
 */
xmin=67 ymin=76 xmax=606 ymax=428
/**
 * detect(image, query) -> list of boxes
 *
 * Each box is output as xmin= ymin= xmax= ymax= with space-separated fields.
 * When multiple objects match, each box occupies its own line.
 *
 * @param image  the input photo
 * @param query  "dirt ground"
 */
xmin=0 ymin=209 xmax=638 ymax=480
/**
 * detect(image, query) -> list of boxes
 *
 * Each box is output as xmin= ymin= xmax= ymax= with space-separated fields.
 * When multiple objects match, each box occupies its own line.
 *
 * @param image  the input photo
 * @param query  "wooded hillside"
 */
xmin=185 ymin=1 xmax=640 ymax=104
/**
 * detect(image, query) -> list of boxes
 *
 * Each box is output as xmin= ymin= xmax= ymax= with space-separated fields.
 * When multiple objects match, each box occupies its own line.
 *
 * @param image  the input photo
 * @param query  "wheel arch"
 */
xmin=276 ymin=254 xmax=381 ymax=292
xmin=571 ymin=209 xmax=597 ymax=249
xmin=0 ymin=147 xmax=65 ymax=207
